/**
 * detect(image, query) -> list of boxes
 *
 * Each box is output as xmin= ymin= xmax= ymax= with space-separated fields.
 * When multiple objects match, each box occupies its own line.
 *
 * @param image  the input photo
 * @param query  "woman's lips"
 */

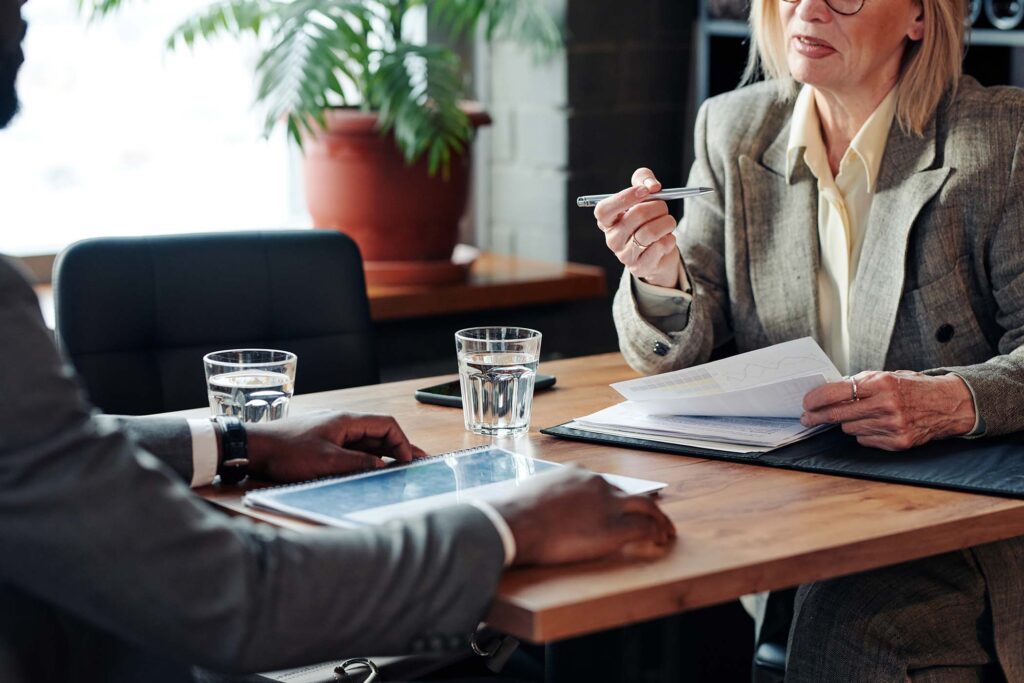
xmin=791 ymin=34 xmax=837 ymax=58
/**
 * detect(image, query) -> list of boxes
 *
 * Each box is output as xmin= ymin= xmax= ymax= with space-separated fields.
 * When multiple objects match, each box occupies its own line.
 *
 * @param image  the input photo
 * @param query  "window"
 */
xmin=1 ymin=0 xmax=309 ymax=258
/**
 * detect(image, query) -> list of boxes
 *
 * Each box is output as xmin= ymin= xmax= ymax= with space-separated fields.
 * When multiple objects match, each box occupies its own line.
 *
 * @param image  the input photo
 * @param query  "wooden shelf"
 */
xmin=33 ymin=252 xmax=608 ymax=327
xmin=367 ymin=252 xmax=607 ymax=321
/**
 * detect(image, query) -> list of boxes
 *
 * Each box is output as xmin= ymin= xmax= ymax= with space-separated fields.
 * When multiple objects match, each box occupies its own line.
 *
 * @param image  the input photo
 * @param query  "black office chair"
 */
xmin=750 ymin=588 xmax=795 ymax=683
xmin=53 ymin=230 xmax=379 ymax=415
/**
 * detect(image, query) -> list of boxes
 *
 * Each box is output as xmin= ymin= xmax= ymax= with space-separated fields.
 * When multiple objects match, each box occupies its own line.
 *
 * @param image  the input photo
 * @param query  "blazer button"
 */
xmin=935 ymin=324 xmax=955 ymax=343
xmin=653 ymin=341 xmax=669 ymax=356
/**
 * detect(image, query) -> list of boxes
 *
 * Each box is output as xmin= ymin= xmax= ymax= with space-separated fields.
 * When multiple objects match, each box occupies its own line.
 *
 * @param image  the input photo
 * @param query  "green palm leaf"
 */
xmin=79 ymin=0 xmax=562 ymax=176
xmin=429 ymin=0 xmax=562 ymax=57
xmin=369 ymin=44 xmax=469 ymax=177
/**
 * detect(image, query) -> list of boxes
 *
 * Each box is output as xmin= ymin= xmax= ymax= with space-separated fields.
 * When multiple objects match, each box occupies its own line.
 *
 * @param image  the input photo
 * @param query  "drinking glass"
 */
xmin=455 ymin=327 xmax=542 ymax=437
xmin=203 ymin=349 xmax=297 ymax=423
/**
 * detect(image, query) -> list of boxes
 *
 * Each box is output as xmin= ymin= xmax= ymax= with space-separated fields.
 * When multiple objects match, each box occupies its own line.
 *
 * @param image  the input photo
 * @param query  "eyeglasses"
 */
xmin=780 ymin=0 xmax=866 ymax=16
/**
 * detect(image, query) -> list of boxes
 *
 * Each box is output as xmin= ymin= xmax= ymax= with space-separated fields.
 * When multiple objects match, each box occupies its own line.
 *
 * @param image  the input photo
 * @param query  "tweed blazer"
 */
xmin=614 ymin=76 xmax=1024 ymax=436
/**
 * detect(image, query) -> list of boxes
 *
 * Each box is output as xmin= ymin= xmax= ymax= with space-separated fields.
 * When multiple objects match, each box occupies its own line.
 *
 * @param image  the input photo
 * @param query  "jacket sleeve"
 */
xmin=925 ymin=113 xmax=1024 ymax=436
xmin=93 ymin=414 xmax=195 ymax=483
xmin=612 ymin=99 xmax=733 ymax=376
xmin=0 ymin=258 xmax=506 ymax=674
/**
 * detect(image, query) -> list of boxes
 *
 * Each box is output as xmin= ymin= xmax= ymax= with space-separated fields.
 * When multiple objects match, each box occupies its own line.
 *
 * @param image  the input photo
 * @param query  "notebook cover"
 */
xmin=541 ymin=423 xmax=1024 ymax=499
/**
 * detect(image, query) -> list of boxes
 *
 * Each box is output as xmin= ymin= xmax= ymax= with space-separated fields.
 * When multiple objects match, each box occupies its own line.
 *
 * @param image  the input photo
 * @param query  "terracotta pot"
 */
xmin=302 ymin=103 xmax=492 ymax=265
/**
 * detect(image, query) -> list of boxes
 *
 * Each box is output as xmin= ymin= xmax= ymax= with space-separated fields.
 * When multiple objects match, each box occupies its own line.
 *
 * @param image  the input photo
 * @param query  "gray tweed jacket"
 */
xmin=614 ymin=77 xmax=1024 ymax=677
xmin=614 ymin=76 xmax=1024 ymax=438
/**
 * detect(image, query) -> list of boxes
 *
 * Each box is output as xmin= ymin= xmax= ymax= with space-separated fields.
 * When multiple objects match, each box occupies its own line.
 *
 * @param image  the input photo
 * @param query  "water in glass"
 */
xmin=458 ymin=352 xmax=538 ymax=436
xmin=207 ymin=369 xmax=294 ymax=423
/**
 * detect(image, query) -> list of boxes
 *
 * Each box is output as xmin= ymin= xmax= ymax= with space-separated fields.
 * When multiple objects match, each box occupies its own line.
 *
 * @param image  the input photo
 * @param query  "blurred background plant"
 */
xmin=78 ymin=0 xmax=561 ymax=175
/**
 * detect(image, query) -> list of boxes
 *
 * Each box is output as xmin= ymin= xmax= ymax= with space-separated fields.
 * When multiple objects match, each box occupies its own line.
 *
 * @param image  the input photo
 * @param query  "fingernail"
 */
xmin=636 ymin=186 xmax=649 ymax=198
xmin=800 ymin=413 xmax=809 ymax=426
xmin=644 ymin=178 xmax=656 ymax=190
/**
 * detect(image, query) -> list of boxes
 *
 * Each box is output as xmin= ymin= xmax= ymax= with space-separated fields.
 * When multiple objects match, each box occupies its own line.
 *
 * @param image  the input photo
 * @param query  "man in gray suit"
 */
xmin=0 ymin=4 xmax=675 ymax=681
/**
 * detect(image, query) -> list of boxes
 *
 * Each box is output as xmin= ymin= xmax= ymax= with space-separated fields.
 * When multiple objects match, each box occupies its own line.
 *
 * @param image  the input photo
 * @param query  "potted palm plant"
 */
xmin=80 ymin=0 xmax=561 ymax=283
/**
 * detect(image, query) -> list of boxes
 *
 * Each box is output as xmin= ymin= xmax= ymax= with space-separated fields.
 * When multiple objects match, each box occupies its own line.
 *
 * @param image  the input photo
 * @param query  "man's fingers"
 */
xmin=339 ymin=414 xmax=415 ymax=462
xmin=618 ymin=494 xmax=676 ymax=539
xmin=614 ymin=514 xmax=672 ymax=548
xmin=328 ymin=448 xmax=388 ymax=474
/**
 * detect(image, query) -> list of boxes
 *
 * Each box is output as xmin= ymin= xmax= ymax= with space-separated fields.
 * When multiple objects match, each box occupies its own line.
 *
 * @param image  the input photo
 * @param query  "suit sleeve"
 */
xmin=93 ymin=414 xmax=195 ymax=483
xmin=612 ymin=99 xmax=733 ymax=376
xmin=925 ymin=113 xmax=1024 ymax=436
xmin=0 ymin=259 xmax=506 ymax=674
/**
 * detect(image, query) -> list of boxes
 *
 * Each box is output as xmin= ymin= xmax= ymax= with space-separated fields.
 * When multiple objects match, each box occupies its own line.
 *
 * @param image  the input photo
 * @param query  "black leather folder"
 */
xmin=541 ymin=423 xmax=1024 ymax=498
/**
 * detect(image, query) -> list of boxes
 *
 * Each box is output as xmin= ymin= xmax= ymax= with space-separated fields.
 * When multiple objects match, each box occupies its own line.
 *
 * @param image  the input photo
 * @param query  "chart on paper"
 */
xmin=612 ymin=337 xmax=842 ymax=401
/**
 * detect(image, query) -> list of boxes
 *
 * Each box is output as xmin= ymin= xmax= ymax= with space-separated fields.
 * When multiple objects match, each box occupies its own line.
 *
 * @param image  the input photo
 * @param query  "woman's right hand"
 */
xmin=593 ymin=167 xmax=681 ymax=288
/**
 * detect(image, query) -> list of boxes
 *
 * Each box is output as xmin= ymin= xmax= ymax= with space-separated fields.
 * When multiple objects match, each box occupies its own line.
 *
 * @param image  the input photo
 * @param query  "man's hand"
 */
xmin=801 ymin=371 xmax=978 ymax=450
xmin=244 ymin=411 xmax=426 ymax=482
xmin=490 ymin=467 xmax=676 ymax=567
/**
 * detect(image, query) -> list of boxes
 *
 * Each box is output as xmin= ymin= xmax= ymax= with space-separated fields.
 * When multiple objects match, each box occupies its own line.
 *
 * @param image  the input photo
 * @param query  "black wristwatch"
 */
xmin=213 ymin=416 xmax=249 ymax=484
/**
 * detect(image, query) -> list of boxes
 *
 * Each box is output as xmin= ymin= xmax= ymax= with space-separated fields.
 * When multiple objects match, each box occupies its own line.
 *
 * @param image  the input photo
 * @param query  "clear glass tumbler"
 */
xmin=203 ymin=349 xmax=297 ymax=423
xmin=455 ymin=327 xmax=542 ymax=437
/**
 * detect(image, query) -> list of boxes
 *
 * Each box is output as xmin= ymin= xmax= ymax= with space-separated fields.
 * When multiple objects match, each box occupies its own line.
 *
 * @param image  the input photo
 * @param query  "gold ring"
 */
xmin=631 ymin=232 xmax=651 ymax=250
xmin=849 ymin=377 xmax=859 ymax=401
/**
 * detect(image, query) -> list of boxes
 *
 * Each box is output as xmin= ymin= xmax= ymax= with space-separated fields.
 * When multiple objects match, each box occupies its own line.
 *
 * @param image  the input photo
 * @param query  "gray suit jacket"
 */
xmin=0 ymin=257 xmax=506 ymax=680
xmin=614 ymin=77 xmax=1024 ymax=676
xmin=614 ymin=76 xmax=1024 ymax=436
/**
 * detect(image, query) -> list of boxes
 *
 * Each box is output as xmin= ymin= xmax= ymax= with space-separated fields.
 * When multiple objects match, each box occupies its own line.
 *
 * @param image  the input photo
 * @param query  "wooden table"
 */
xmin=196 ymin=352 xmax=1024 ymax=644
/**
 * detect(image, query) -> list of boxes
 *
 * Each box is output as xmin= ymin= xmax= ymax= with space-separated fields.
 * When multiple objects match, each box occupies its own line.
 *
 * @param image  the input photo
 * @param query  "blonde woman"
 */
xmin=597 ymin=0 xmax=1024 ymax=677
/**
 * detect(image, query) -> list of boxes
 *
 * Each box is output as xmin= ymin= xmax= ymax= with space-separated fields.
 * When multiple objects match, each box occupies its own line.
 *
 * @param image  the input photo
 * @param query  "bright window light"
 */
xmin=0 ymin=1 xmax=310 ymax=257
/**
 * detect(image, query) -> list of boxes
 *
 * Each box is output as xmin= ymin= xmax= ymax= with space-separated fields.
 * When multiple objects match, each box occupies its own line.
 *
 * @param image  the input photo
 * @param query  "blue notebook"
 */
xmin=244 ymin=445 xmax=666 ymax=528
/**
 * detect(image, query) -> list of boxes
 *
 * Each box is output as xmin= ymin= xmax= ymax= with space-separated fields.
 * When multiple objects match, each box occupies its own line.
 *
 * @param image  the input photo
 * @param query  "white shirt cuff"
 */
xmin=633 ymin=260 xmax=693 ymax=319
xmin=950 ymin=372 xmax=985 ymax=437
xmin=187 ymin=418 xmax=219 ymax=488
xmin=467 ymin=499 xmax=516 ymax=567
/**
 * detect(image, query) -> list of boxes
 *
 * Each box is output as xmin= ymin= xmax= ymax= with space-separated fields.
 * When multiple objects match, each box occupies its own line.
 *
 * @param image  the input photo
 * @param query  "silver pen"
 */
xmin=576 ymin=186 xmax=715 ymax=208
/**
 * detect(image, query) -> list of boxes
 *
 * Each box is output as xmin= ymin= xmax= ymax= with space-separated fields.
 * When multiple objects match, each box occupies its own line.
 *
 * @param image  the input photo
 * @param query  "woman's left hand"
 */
xmin=801 ymin=371 xmax=978 ymax=450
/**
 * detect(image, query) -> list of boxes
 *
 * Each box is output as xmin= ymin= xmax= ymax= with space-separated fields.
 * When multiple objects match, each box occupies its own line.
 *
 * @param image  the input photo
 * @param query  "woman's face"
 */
xmin=779 ymin=0 xmax=925 ymax=98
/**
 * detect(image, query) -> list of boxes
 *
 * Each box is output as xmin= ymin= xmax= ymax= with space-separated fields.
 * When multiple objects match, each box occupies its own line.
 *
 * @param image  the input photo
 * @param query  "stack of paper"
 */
xmin=571 ymin=338 xmax=842 ymax=452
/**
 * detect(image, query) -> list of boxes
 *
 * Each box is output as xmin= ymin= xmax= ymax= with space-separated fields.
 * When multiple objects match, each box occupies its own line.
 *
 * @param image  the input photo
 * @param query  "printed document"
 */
xmin=612 ymin=337 xmax=842 ymax=418
xmin=577 ymin=338 xmax=841 ymax=450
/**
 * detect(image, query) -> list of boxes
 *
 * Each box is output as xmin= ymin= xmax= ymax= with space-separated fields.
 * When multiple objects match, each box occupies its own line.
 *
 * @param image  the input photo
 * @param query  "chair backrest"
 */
xmin=53 ymin=230 xmax=379 ymax=415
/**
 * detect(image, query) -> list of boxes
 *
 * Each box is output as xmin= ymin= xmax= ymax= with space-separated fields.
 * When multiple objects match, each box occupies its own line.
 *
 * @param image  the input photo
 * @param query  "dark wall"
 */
xmin=565 ymin=0 xmax=695 ymax=287
xmin=380 ymin=1 xmax=698 ymax=381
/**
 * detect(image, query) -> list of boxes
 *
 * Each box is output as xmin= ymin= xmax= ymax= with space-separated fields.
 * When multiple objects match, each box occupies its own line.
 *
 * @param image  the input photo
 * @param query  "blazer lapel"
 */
xmin=848 ymin=117 xmax=951 ymax=372
xmin=741 ymin=120 xmax=821 ymax=345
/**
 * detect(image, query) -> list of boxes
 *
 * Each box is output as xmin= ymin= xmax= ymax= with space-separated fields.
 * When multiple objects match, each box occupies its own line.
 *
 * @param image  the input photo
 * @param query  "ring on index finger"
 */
xmin=849 ymin=377 xmax=859 ymax=401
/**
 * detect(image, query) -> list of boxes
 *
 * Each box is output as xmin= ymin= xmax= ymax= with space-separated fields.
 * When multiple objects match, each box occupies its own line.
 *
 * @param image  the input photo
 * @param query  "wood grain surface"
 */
xmin=193 ymin=352 xmax=1024 ymax=643
xmin=365 ymin=252 xmax=606 ymax=320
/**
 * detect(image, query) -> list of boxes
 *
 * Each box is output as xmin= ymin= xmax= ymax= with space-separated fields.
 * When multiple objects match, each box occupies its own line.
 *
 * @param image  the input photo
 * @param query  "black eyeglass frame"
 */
xmin=780 ymin=0 xmax=867 ymax=16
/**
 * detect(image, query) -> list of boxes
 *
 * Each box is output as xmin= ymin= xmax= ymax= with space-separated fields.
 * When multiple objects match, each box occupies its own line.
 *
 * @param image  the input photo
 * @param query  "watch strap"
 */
xmin=213 ymin=416 xmax=249 ymax=484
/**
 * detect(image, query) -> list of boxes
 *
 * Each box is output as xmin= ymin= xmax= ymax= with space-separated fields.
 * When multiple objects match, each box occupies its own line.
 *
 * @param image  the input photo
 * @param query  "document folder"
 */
xmin=542 ymin=423 xmax=1024 ymax=499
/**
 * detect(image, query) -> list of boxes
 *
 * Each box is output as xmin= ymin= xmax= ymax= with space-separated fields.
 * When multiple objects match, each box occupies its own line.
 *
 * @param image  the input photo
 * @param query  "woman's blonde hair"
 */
xmin=742 ymin=0 xmax=965 ymax=134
